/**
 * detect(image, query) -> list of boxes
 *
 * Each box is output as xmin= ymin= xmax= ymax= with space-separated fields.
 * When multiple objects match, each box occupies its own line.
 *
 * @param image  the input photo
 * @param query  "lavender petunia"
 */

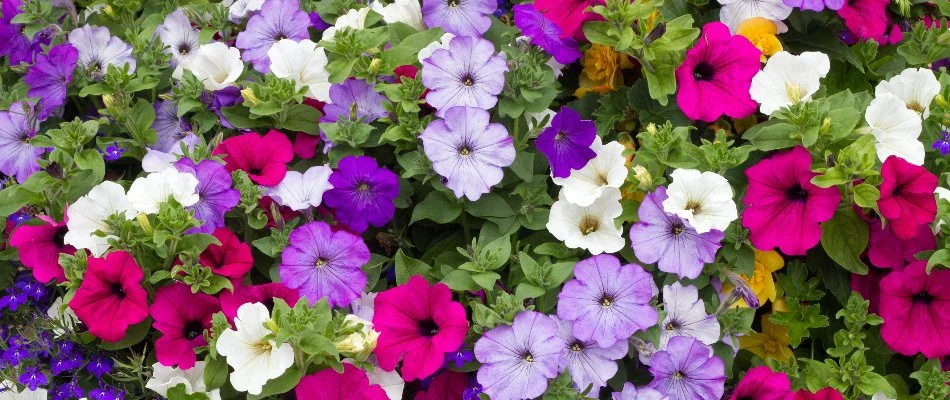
xmin=155 ymin=8 xmax=199 ymax=70
xmin=421 ymin=0 xmax=496 ymax=37
xmin=535 ymin=107 xmax=596 ymax=178
xmin=322 ymin=155 xmax=400 ymax=233
xmin=0 ymin=102 xmax=44 ymax=183
xmin=175 ymin=158 xmax=240 ymax=234
xmin=320 ymin=79 xmax=388 ymax=124
xmin=24 ymin=44 xmax=79 ymax=120
xmin=557 ymin=254 xmax=659 ymax=348
xmin=612 ymin=383 xmax=666 ymax=400
xmin=421 ymin=36 xmax=507 ymax=117
xmin=783 ymin=0 xmax=845 ymax=11
xmin=552 ymin=316 xmax=627 ymax=395
xmin=68 ymin=25 xmax=136 ymax=78
xmin=151 ymin=100 xmax=190 ymax=152
xmin=629 ymin=186 xmax=724 ymax=280
xmin=513 ymin=5 xmax=582 ymax=64
xmin=235 ymin=0 xmax=310 ymax=73
xmin=659 ymin=283 xmax=721 ymax=348
xmin=279 ymin=221 xmax=370 ymax=307
xmin=648 ymin=336 xmax=725 ymax=400
xmin=474 ymin=311 xmax=565 ymax=400
xmin=420 ymin=106 xmax=516 ymax=201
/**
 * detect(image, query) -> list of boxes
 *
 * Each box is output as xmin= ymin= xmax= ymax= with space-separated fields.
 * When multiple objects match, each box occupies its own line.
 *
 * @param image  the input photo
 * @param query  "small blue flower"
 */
xmin=51 ymin=380 xmax=85 ymax=400
xmin=443 ymin=345 xmax=474 ymax=368
xmin=88 ymin=387 xmax=124 ymax=400
xmin=18 ymin=366 xmax=48 ymax=391
xmin=101 ymin=141 xmax=126 ymax=162
xmin=932 ymin=128 xmax=950 ymax=156
xmin=86 ymin=356 xmax=113 ymax=378
xmin=462 ymin=379 xmax=484 ymax=400
xmin=7 ymin=210 xmax=30 ymax=226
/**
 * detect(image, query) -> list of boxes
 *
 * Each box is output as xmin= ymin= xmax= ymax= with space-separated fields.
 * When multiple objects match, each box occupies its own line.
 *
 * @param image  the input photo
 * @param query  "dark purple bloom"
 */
xmin=320 ymin=79 xmax=387 ymax=124
xmin=51 ymin=380 xmax=85 ymax=400
xmin=25 ymin=43 xmax=79 ymax=120
xmin=444 ymin=345 xmax=475 ymax=368
xmin=513 ymin=5 xmax=582 ymax=64
xmin=175 ymin=158 xmax=240 ymax=234
xmin=279 ymin=221 xmax=370 ymax=306
xmin=535 ymin=107 xmax=596 ymax=178
xmin=784 ymin=0 xmax=845 ymax=11
xmin=86 ymin=356 xmax=113 ymax=378
xmin=101 ymin=141 xmax=126 ymax=162
xmin=309 ymin=12 xmax=330 ymax=30
xmin=51 ymin=352 xmax=85 ymax=375
xmin=462 ymin=380 xmax=483 ymax=400
xmin=422 ymin=0 xmax=496 ymax=37
xmin=648 ymin=336 xmax=725 ymax=400
xmin=68 ymin=25 xmax=136 ymax=78
xmin=932 ymin=127 xmax=950 ymax=156
xmin=203 ymin=86 xmax=244 ymax=129
xmin=421 ymin=36 xmax=507 ymax=117
xmin=15 ymin=276 xmax=45 ymax=301
xmin=0 ymin=101 xmax=43 ymax=183
xmin=18 ymin=366 xmax=47 ymax=390
xmin=0 ymin=0 xmax=31 ymax=65
xmin=1 ymin=336 xmax=31 ymax=366
xmin=474 ymin=311 xmax=565 ymax=400
xmin=235 ymin=0 xmax=310 ymax=73
xmin=88 ymin=387 xmax=124 ymax=400
xmin=323 ymin=156 xmax=399 ymax=233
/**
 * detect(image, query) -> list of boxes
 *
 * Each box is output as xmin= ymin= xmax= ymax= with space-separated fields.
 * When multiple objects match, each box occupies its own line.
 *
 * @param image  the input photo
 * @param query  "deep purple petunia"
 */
xmin=235 ymin=0 xmax=310 ymax=73
xmin=0 ymin=0 xmax=31 ymax=65
xmin=557 ymin=254 xmax=658 ymax=348
xmin=175 ymin=158 xmax=240 ymax=234
xmin=535 ymin=107 xmax=596 ymax=178
xmin=421 ymin=36 xmax=507 ymax=117
xmin=648 ymin=336 xmax=725 ymax=400
xmin=320 ymin=78 xmax=388 ymax=124
xmin=422 ymin=0 xmax=496 ymax=37
xmin=552 ymin=316 xmax=627 ymax=394
xmin=279 ymin=221 xmax=370 ymax=307
xmin=474 ymin=311 xmax=565 ymax=400
xmin=155 ymin=8 xmax=199 ymax=69
xmin=323 ymin=155 xmax=400 ymax=233
xmin=0 ymin=102 xmax=43 ymax=183
xmin=629 ymin=186 xmax=724 ymax=279
xmin=68 ymin=25 xmax=136 ymax=78
xmin=513 ymin=5 xmax=582 ymax=64
xmin=24 ymin=43 xmax=79 ymax=120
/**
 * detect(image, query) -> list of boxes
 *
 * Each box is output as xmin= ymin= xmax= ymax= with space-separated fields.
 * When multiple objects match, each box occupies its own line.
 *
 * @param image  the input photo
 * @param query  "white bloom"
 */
xmin=142 ymin=134 xmax=200 ymax=173
xmin=933 ymin=187 xmax=950 ymax=233
xmin=874 ymin=67 xmax=941 ymax=118
xmin=267 ymin=39 xmax=332 ymax=102
xmin=265 ymin=165 xmax=333 ymax=211
xmin=47 ymin=297 xmax=79 ymax=336
xmin=145 ymin=362 xmax=221 ymax=400
xmin=216 ymin=302 xmax=295 ymax=395
xmin=551 ymin=138 xmax=627 ymax=207
xmin=350 ymin=356 xmax=404 ymax=400
xmin=662 ymin=169 xmax=738 ymax=234
xmin=749 ymin=51 xmax=830 ymax=115
xmin=127 ymin=168 xmax=200 ymax=214
xmin=866 ymin=93 xmax=924 ymax=166
xmin=322 ymin=8 xmax=370 ymax=42
xmin=228 ymin=0 xmax=264 ymax=21
xmin=350 ymin=292 xmax=377 ymax=323
xmin=659 ymin=282 xmax=721 ymax=348
xmin=0 ymin=382 xmax=46 ymax=400
xmin=546 ymin=188 xmax=625 ymax=255
xmin=417 ymin=32 xmax=455 ymax=63
xmin=370 ymin=0 xmax=425 ymax=30
xmin=717 ymin=0 xmax=793 ymax=32
xmin=63 ymin=181 xmax=136 ymax=256
xmin=870 ymin=393 xmax=895 ymax=400
xmin=177 ymin=42 xmax=244 ymax=91
xmin=547 ymin=57 xmax=566 ymax=79
xmin=335 ymin=314 xmax=380 ymax=355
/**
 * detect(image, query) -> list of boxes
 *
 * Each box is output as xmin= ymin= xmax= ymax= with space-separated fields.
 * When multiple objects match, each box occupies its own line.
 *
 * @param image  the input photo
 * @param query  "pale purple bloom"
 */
xmin=612 ymin=383 xmax=666 ymax=400
xmin=421 ymin=36 xmax=507 ymax=117
xmin=557 ymin=254 xmax=658 ymax=348
xmin=659 ymin=283 xmax=720 ymax=348
xmin=783 ymin=0 xmax=845 ymax=11
xmin=629 ymin=186 xmax=724 ymax=280
xmin=474 ymin=311 xmax=565 ymax=400
xmin=513 ymin=5 xmax=582 ymax=64
xmin=151 ymin=100 xmax=190 ymax=152
xmin=175 ymin=158 xmax=240 ymax=234
xmin=552 ymin=316 xmax=627 ymax=395
xmin=420 ymin=106 xmax=515 ymax=201
xmin=320 ymin=79 xmax=387 ymax=123
xmin=535 ymin=107 xmax=596 ymax=178
xmin=0 ymin=102 xmax=43 ymax=183
xmin=322 ymin=156 xmax=400 ymax=233
xmin=68 ymin=25 xmax=136 ymax=78
xmin=279 ymin=221 xmax=370 ymax=306
xmin=422 ymin=0 xmax=496 ymax=37
xmin=235 ymin=0 xmax=310 ymax=73
xmin=648 ymin=336 xmax=725 ymax=400
xmin=24 ymin=43 xmax=78 ymax=120
xmin=155 ymin=8 xmax=199 ymax=69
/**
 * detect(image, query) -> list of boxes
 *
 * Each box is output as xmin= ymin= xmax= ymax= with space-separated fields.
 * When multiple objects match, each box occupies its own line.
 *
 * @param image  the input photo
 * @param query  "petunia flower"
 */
xmin=321 ymin=7 xmax=370 ymax=42
xmin=219 ymin=283 xmax=299 ymax=323
xmin=552 ymin=315 xmax=627 ymax=394
xmin=866 ymin=93 xmax=925 ymax=166
xmin=551 ymin=137 xmax=626 ymax=206
xmin=576 ymin=44 xmax=634 ymax=97
xmin=0 ymin=0 xmax=31 ymax=65
xmin=198 ymin=228 xmax=254 ymax=281
xmin=717 ymin=0 xmax=792 ymax=33
xmin=216 ymin=302 xmax=295 ymax=395
xmin=228 ymin=0 xmax=265 ymax=21
xmin=415 ymin=371 xmax=468 ymax=400
xmin=513 ymin=5 xmax=582 ymax=64
xmin=422 ymin=0 xmax=495 ymax=37
xmin=836 ymin=0 xmax=889 ymax=43
xmin=739 ymin=313 xmax=793 ymax=362
xmin=371 ymin=0 xmax=425 ymax=31
xmin=155 ymin=8 xmax=199 ymax=72
xmin=69 ymin=251 xmax=149 ymax=342
xmin=547 ymin=188 xmax=625 ymax=254
xmin=877 ymin=156 xmax=937 ymax=240
xmin=663 ymin=168 xmax=738 ymax=234
xmin=235 ymin=0 xmax=310 ymax=73
xmin=321 ymin=79 xmax=387 ymax=124
xmin=612 ymin=383 xmax=666 ymax=400
xmin=127 ymin=168 xmax=200 ymax=215
xmin=24 ymin=43 xmax=78 ymax=120
xmin=420 ymin=106 xmax=516 ymax=201
xmin=175 ymin=158 xmax=240 ymax=234
xmin=659 ymin=283 xmax=720 ymax=348
xmin=177 ymin=42 xmax=244 ymax=91
xmin=629 ymin=186 xmax=724 ymax=279
xmin=783 ymin=0 xmax=844 ymax=11
xmin=647 ymin=336 xmax=725 ymax=400
xmin=421 ymin=36 xmax=508 ymax=117
xmin=63 ymin=181 xmax=136 ymax=257
xmin=728 ymin=366 xmax=792 ymax=400
xmin=266 ymin=165 xmax=333 ymax=211
xmin=742 ymin=146 xmax=841 ymax=254
xmin=9 ymin=215 xmax=74 ymax=283
xmin=0 ymin=102 xmax=43 ymax=183
xmin=144 ymin=133 xmax=200 ymax=173
xmin=279 ymin=221 xmax=370 ymax=307
xmin=151 ymin=100 xmax=190 ymax=151
xmin=866 ymin=212 xmax=936 ymax=270
xmin=323 ymin=155 xmax=400 ymax=233
xmin=267 ymin=39 xmax=332 ymax=102
xmin=533 ymin=0 xmax=603 ymax=41
xmin=145 ymin=362 xmax=221 ymax=400
xmin=373 ymin=275 xmax=469 ymax=381
xmin=793 ymin=388 xmax=845 ymax=400
xmin=535 ymin=107 xmax=596 ymax=178
xmin=295 ymin=363 xmax=388 ymax=400
xmin=675 ymin=22 xmax=760 ymax=122
xmin=68 ymin=25 xmax=136 ymax=78
xmin=874 ymin=67 xmax=940 ymax=118
xmin=750 ymin=51 xmax=830 ymax=115
xmin=213 ymin=130 xmax=294 ymax=186
xmin=879 ymin=261 xmax=950 ymax=358
xmin=418 ymin=32 xmax=455 ymax=63
xmin=474 ymin=311 xmax=564 ymax=400
xmin=150 ymin=283 xmax=220 ymax=369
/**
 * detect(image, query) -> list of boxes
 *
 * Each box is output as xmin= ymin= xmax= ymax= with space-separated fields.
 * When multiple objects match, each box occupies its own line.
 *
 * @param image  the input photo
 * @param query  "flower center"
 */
xmin=177 ymin=44 xmax=191 ymax=55
xmin=110 ymin=283 xmax=125 ymax=299
xmin=53 ymin=226 xmax=68 ymax=248
xmin=913 ymin=291 xmax=933 ymax=304
xmin=314 ymin=257 xmax=328 ymax=269
xmin=253 ymin=340 xmax=273 ymax=354
xmin=554 ymin=130 xmax=567 ymax=141
xmin=670 ymin=222 xmax=685 ymax=236
xmin=459 ymin=146 xmax=472 ymax=156
xmin=684 ymin=200 xmax=702 ymax=214
xmin=579 ymin=215 xmax=600 ymax=235
xmin=673 ymin=371 xmax=687 ymax=379
xmin=448 ymin=0 xmax=460 ymax=7
xmin=786 ymin=184 xmax=808 ymax=201
xmin=764 ymin=340 xmax=779 ymax=353
xmin=692 ymin=62 xmax=715 ymax=81
xmin=418 ymin=318 xmax=440 ymax=337
xmin=599 ymin=295 xmax=614 ymax=308
xmin=182 ymin=320 xmax=204 ymax=340
xmin=907 ymin=101 xmax=925 ymax=114
xmin=357 ymin=182 xmax=370 ymax=191
xmin=785 ymin=83 xmax=804 ymax=102
xmin=521 ymin=351 xmax=534 ymax=362
xmin=665 ymin=320 xmax=681 ymax=331
xmin=462 ymin=75 xmax=475 ymax=86
xmin=569 ymin=341 xmax=584 ymax=352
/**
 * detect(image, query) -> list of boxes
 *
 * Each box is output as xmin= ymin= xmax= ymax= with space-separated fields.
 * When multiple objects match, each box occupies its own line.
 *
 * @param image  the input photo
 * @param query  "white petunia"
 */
xmin=141 ymin=134 xmax=200 ymax=173
xmin=370 ymin=0 xmax=425 ymax=31
xmin=546 ymin=188 xmax=625 ymax=255
xmin=145 ymin=362 xmax=221 ymax=400
xmin=63 ymin=181 xmax=136 ymax=257
xmin=934 ymin=187 xmax=950 ymax=233
xmin=267 ymin=39 xmax=332 ymax=102
xmin=659 ymin=282 xmax=721 ymax=348
xmin=216 ymin=302 xmax=295 ymax=395
xmin=662 ymin=169 xmax=738 ymax=234
xmin=866 ymin=93 xmax=924 ymax=166
xmin=227 ymin=0 xmax=265 ymax=21
xmin=177 ymin=42 xmax=244 ymax=91
xmin=749 ymin=51 xmax=830 ymax=115
xmin=265 ymin=165 xmax=333 ymax=211
xmin=717 ymin=0 xmax=793 ymax=32
xmin=351 ymin=356 xmax=405 ymax=400
xmin=417 ymin=32 xmax=455 ymax=63
xmin=127 ymin=168 xmax=200 ymax=214
xmin=47 ymin=297 xmax=79 ymax=337
xmin=551 ymin=137 xmax=627 ymax=207
xmin=0 ymin=381 xmax=46 ymax=400
xmin=322 ymin=8 xmax=370 ymax=42
xmin=874 ymin=67 xmax=941 ymax=118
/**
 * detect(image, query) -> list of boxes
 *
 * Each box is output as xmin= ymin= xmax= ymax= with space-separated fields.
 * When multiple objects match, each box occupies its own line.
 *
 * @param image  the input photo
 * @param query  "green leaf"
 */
xmin=279 ymin=104 xmax=321 ymax=135
xmin=394 ymin=249 xmax=431 ymax=285
xmin=166 ymin=383 xmax=211 ymax=400
xmin=471 ymin=272 xmax=501 ymax=290
xmin=820 ymin=208 xmax=869 ymax=274
xmin=466 ymin=194 xmax=514 ymax=218
xmin=769 ymin=300 xmax=829 ymax=347
xmin=643 ymin=66 xmax=676 ymax=105
xmin=220 ymin=106 xmax=272 ymax=129
xmin=298 ymin=334 xmax=338 ymax=357
xmin=855 ymin=372 xmax=896 ymax=397
xmin=852 ymin=183 xmax=880 ymax=213
xmin=411 ymin=191 xmax=462 ymax=224
xmin=99 ymin=319 xmax=152 ymax=350
xmin=441 ymin=270 xmax=479 ymax=291
xmin=515 ymin=283 xmax=546 ymax=299
xmin=743 ymin=121 xmax=800 ymax=151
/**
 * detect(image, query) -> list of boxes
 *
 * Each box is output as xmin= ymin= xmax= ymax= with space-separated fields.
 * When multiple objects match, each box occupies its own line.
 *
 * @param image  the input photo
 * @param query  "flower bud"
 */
xmin=240 ymin=88 xmax=260 ymax=106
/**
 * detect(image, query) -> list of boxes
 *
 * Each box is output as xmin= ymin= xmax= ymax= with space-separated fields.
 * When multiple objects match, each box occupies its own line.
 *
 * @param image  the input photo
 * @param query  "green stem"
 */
xmin=460 ymin=208 xmax=472 ymax=243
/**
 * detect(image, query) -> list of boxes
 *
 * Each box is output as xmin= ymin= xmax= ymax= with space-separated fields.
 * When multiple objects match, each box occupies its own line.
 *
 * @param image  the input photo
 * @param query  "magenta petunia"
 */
xmin=865 ymin=212 xmax=935 ymax=270
xmin=198 ymin=228 xmax=254 ymax=281
xmin=877 ymin=155 xmax=938 ymax=240
xmin=69 ymin=251 xmax=150 ymax=342
xmin=742 ymin=146 xmax=840 ymax=255
xmin=150 ymin=283 xmax=220 ymax=369
xmin=414 ymin=371 xmax=469 ymax=400
xmin=879 ymin=261 xmax=950 ymax=358
xmin=219 ymin=283 xmax=300 ymax=323
xmin=533 ymin=0 xmax=603 ymax=41
xmin=793 ymin=388 xmax=845 ymax=400
xmin=8 ymin=215 xmax=74 ymax=283
xmin=728 ymin=366 xmax=792 ymax=400
xmin=213 ymin=130 xmax=294 ymax=186
xmin=294 ymin=363 xmax=388 ymax=400
xmin=837 ymin=0 xmax=889 ymax=43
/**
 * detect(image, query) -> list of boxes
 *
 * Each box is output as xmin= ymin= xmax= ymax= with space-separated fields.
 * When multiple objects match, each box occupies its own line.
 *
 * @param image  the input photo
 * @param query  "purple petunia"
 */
xmin=422 ymin=0 xmax=496 ymax=37
xmin=474 ymin=311 xmax=565 ymax=400
xmin=557 ymin=254 xmax=659 ymax=348
xmin=155 ymin=8 xmax=199 ymax=70
xmin=535 ymin=107 xmax=596 ymax=178
xmin=420 ymin=106 xmax=516 ymax=201
xmin=628 ymin=186 xmax=724 ymax=280
xmin=175 ymin=158 xmax=241 ymax=234
xmin=612 ymin=383 xmax=666 ymax=400
xmin=421 ymin=36 xmax=507 ymax=117
xmin=323 ymin=155 xmax=400 ymax=233
xmin=24 ymin=43 xmax=79 ymax=120
xmin=0 ymin=102 xmax=43 ymax=183
xmin=278 ymin=221 xmax=370 ymax=307
xmin=512 ymin=5 xmax=582 ymax=64
xmin=784 ymin=0 xmax=845 ymax=11
xmin=320 ymin=79 xmax=388 ymax=124
xmin=552 ymin=316 xmax=627 ymax=395
xmin=68 ymin=25 xmax=136 ymax=78
xmin=648 ymin=336 xmax=725 ymax=400
xmin=0 ymin=0 xmax=31 ymax=65
xmin=151 ymin=100 xmax=190 ymax=152
xmin=235 ymin=0 xmax=310 ymax=73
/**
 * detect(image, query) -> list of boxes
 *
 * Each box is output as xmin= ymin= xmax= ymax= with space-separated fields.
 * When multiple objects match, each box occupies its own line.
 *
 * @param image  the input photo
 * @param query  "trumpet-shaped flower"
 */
xmin=866 ymin=93 xmax=925 ymax=166
xmin=663 ymin=169 xmax=738 ymax=234
xmin=750 ymin=51 xmax=830 ymax=115
xmin=127 ymin=168 xmax=200 ymax=215
xmin=267 ymin=39 xmax=331 ymax=102
xmin=216 ymin=302 xmax=295 ymax=395
xmin=63 ymin=181 xmax=136 ymax=257
xmin=874 ymin=67 xmax=941 ymax=118
xmin=547 ymin=188 xmax=625 ymax=255
xmin=551 ymin=137 xmax=626 ymax=207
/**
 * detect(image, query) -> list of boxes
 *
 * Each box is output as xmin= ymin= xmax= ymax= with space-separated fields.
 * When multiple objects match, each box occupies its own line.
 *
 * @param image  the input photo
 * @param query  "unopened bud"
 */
xmin=646 ymin=123 xmax=658 ymax=135
xmin=368 ymin=58 xmax=382 ymax=74
xmin=136 ymin=213 xmax=152 ymax=235
xmin=240 ymin=87 xmax=260 ymax=106
xmin=633 ymin=165 xmax=652 ymax=191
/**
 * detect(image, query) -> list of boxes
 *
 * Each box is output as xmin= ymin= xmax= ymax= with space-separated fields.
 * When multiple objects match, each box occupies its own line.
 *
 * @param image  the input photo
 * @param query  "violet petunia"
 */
xmin=235 ymin=0 xmax=310 ymax=73
xmin=175 ymin=158 xmax=241 ymax=234
xmin=0 ymin=0 xmax=31 ymax=65
xmin=68 ymin=25 xmax=136 ymax=78
xmin=24 ymin=43 xmax=79 ymax=120
xmin=474 ymin=311 xmax=565 ymax=400
xmin=320 ymin=79 xmax=388 ymax=124
xmin=279 ymin=221 xmax=370 ymax=307
xmin=648 ymin=336 xmax=725 ymax=400
xmin=0 ymin=102 xmax=44 ymax=183
xmin=552 ymin=316 xmax=627 ymax=395
xmin=535 ymin=107 xmax=597 ymax=178
xmin=513 ymin=5 xmax=582 ymax=64
xmin=421 ymin=0 xmax=496 ymax=37
xmin=151 ymin=100 xmax=191 ymax=152
xmin=323 ymin=155 xmax=400 ymax=233
xmin=421 ymin=36 xmax=507 ymax=117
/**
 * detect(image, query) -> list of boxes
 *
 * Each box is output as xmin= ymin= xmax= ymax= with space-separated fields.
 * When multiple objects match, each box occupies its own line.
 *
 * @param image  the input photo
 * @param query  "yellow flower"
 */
xmin=738 ymin=17 xmax=783 ymax=62
xmin=739 ymin=313 xmax=793 ymax=362
xmin=576 ymin=44 xmax=634 ymax=97
xmin=726 ymin=249 xmax=785 ymax=308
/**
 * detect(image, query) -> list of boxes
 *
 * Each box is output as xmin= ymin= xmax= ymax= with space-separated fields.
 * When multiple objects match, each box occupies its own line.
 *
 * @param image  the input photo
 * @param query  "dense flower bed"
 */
xmin=0 ymin=0 xmax=949 ymax=399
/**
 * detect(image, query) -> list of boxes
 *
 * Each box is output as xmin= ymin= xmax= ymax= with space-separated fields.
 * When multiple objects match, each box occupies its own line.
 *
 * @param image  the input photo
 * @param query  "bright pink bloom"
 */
xmin=879 ymin=261 xmax=950 ymax=358
xmin=295 ymin=363 xmax=388 ymax=400
xmin=675 ymin=22 xmax=760 ymax=122
xmin=150 ymin=283 xmax=220 ymax=369
xmin=533 ymin=0 xmax=604 ymax=41
xmin=877 ymin=156 xmax=937 ymax=240
xmin=414 ymin=371 xmax=469 ymax=400
xmin=793 ymin=388 xmax=845 ymax=400
xmin=198 ymin=228 xmax=254 ymax=280
xmin=69 ymin=251 xmax=149 ymax=342
xmin=212 ymin=130 xmax=293 ymax=186
xmin=373 ymin=275 xmax=469 ymax=381
xmin=219 ymin=283 xmax=299 ymax=323
xmin=9 ymin=215 xmax=73 ymax=283
xmin=742 ymin=146 xmax=840 ymax=255
xmin=866 ymin=213 xmax=935 ymax=270
xmin=850 ymin=267 xmax=889 ymax=314
xmin=293 ymin=133 xmax=321 ymax=159
xmin=837 ymin=0 xmax=889 ymax=42
xmin=728 ymin=366 xmax=792 ymax=400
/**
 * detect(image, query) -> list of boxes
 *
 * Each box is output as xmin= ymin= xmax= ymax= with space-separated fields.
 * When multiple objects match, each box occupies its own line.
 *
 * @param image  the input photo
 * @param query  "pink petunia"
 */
xmin=294 ymin=363 xmax=388 ymax=400
xmin=198 ymin=228 xmax=254 ymax=281
xmin=533 ymin=0 xmax=604 ymax=41
xmin=879 ymin=261 xmax=950 ymax=358
xmin=850 ymin=267 xmax=890 ymax=314
xmin=728 ymin=366 xmax=792 ymax=400
xmin=865 ymin=212 xmax=935 ymax=270
xmin=69 ymin=251 xmax=149 ymax=342
xmin=414 ymin=371 xmax=469 ymax=400
xmin=837 ymin=0 xmax=889 ymax=43
xmin=150 ymin=283 xmax=220 ymax=369
xmin=9 ymin=215 xmax=74 ymax=283
xmin=793 ymin=387 xmax=845 ymax=400
xmin=219 ymin=283 xmax=299 ymax=323
xmin=212 ymin=130 xmax=293 ymax=186
xmin=877 ymin=155 xmax=937 ymax=240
